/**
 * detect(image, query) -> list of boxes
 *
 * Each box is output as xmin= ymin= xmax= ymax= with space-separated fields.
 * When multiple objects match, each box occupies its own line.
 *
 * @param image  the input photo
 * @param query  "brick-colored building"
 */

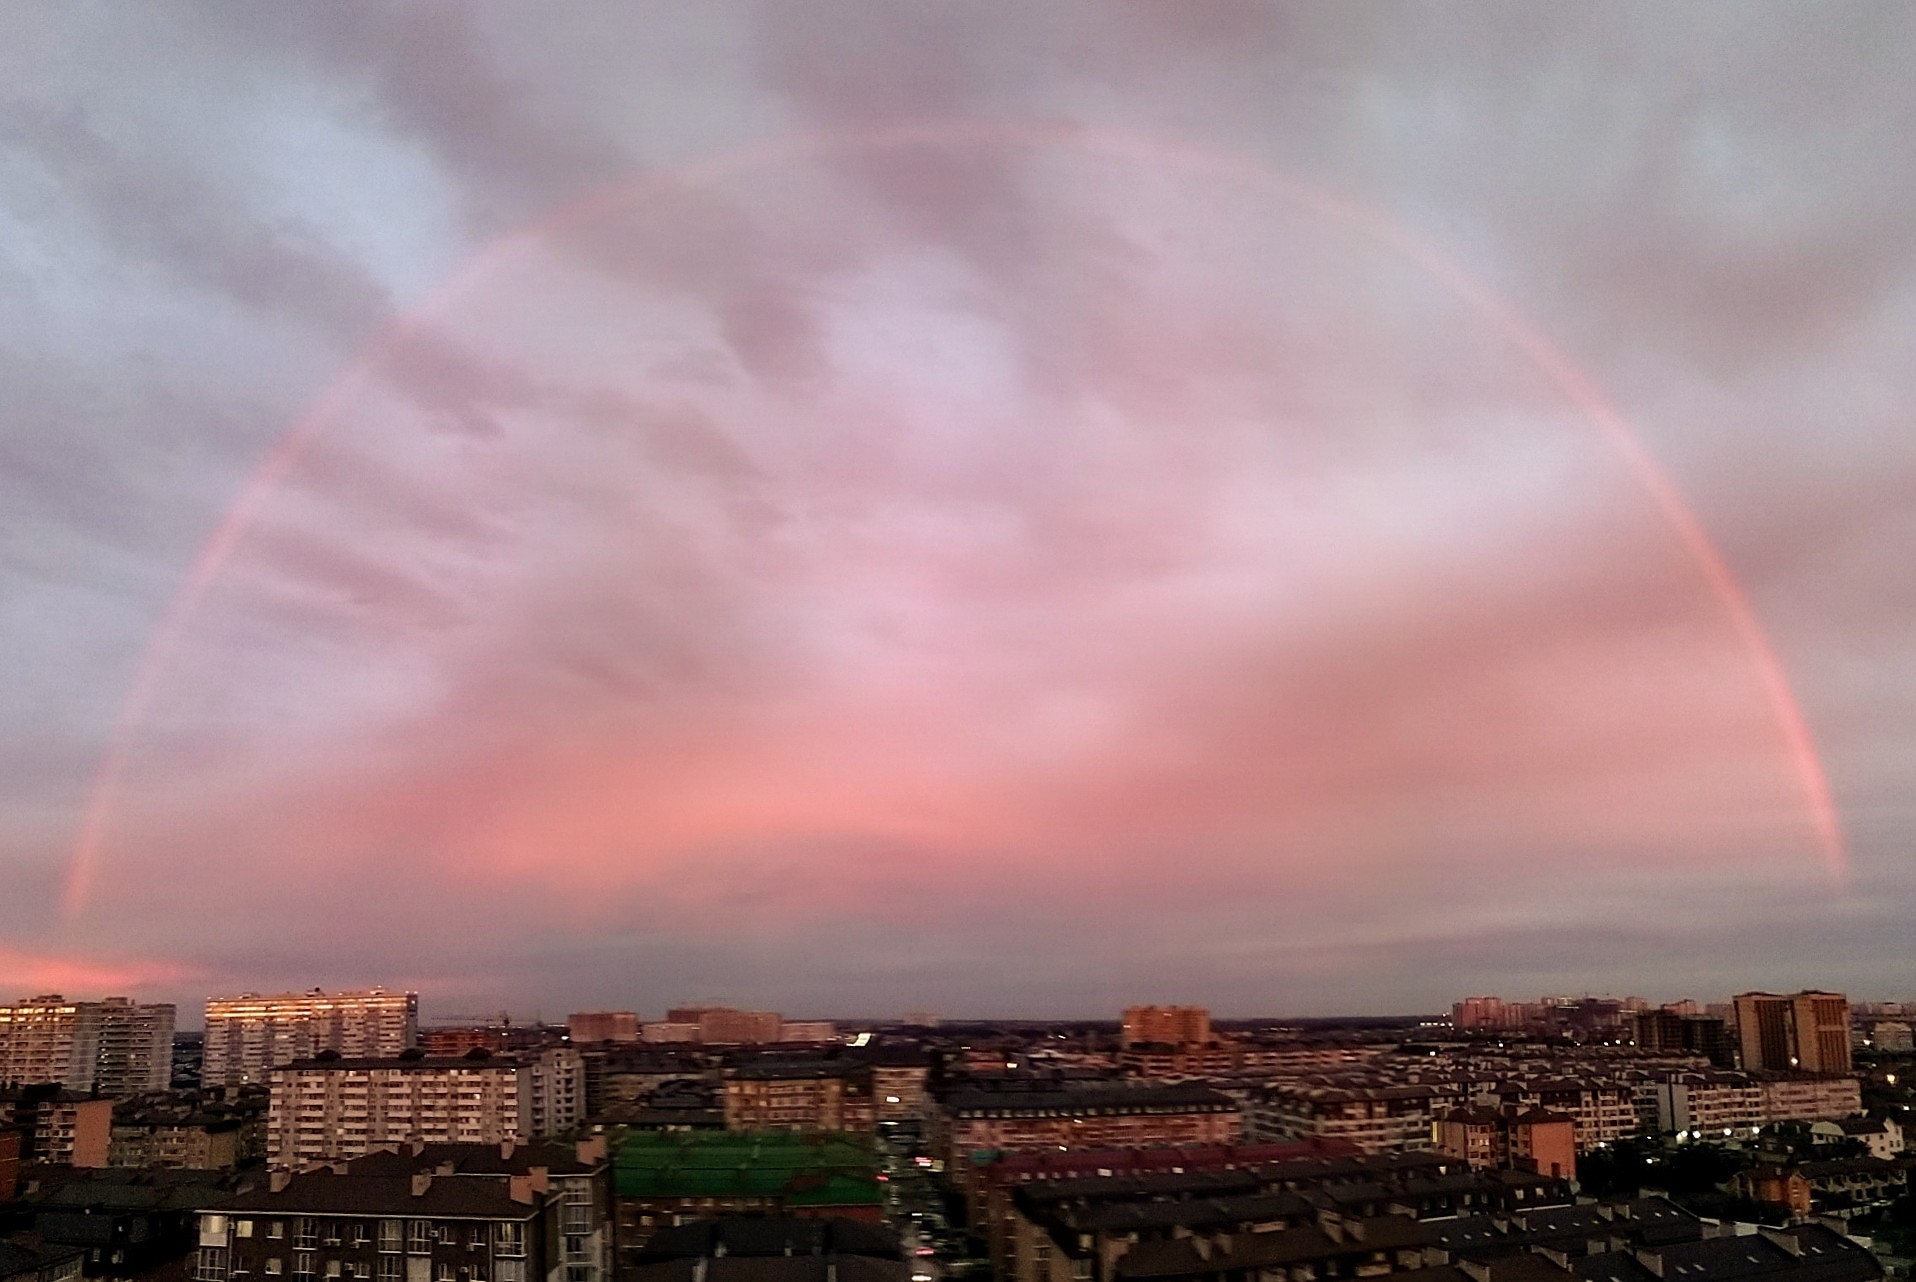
xmin=0 ymin=1089 xmax=113 ymax=1167
xmin=1120 ymin=1008 xmax=1212 ymax=1049
xmin=1734 ymin=992 xmax=1853 ymax=1075
xmin=722 ymin=1062 xmax=874 ymax=1132
xmin=1433 ymin=1107 xmax=1576 ymax=1181
xmin=930 ymin=1083 xmax=1240 ymax=1194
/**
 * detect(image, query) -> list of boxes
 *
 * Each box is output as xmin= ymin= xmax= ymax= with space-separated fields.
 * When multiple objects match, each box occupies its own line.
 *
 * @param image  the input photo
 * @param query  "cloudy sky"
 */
xmin=3 ymin=3 xmax=1912 ymax=1023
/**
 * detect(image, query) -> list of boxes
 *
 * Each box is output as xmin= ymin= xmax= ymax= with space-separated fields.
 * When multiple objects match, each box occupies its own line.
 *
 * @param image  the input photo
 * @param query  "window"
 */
xmin=326 ymin=1263 xmax=342 ymax=1280
xmin=494 ymin=1264 xmax=524 ymax=1282
xmin=265 ymin=1262 xmax=283 ymax=1277
xmin=467 ymin=1229 xmax=486 ymax=1251
xmin=350 ymin=1225 xmax=369 ymax=1249
xmin=269 ymin=1225 xmax=285 ymax=1241
xmin=378 ymin=1260 xmax=401 ymax=1282
xmin=296 ymin=1222 xmax=319 ymax=1251
xmin=436 ymin=1266 xmax=453 ymax=1282
xmin=408 ymin=1223 xmax=432 ymax=1255
xmin=493 ymin=1225 xmax=524 ymax=1258
xmin=238 ymin=1222 xmax=255 ymax=1240
xmin=197 ymin=1249 xmax=229 ymax=1282
xmin=470 ymin=1268 xmax=486 ymax=1282
xmin=294 ymin=1255 xmax=316 ymax=1282
xmin=377 ymin=1223 xmax=402 ymax=1254
xmin=323 ymin=1227 xmax=341 ymax=1248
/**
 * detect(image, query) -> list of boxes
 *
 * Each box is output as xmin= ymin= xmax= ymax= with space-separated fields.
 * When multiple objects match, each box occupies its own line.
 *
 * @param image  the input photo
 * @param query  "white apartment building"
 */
xmin=203 ymin=988 xmax=418 ymax=1086
xmin=0 ymin=995 xmax=174 ymax=1096
xmin=1646 ymin=1073 xmax=1766 ymax=1138
xmin=1759 ymin=1073 xmax=1862 ymax=1123
xmin=268 ymin=1050 xmax=582 ymax=1169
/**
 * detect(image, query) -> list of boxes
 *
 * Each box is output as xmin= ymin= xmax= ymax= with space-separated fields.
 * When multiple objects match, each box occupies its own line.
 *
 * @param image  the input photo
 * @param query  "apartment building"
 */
xmin=930 ymin=1083 xmax=1240 ymax=1194
xmin=1641 ymin=1071 xmax=1766 ymax=1138
xmin=1757 ymin=1072 xmax=1863 ymax=1124
xmin=722 ymin=1062 xmax=874 ymax=1132
xmin=1474 ymin=1080 xmax=1640 ymax=1148
xmin=0 ymin=996 xmax=174 ymax=1096
xmin=566 ymin=1014 xmax=639 ymax=1045
xmin=0 ymin=1088 xmax=114 ymax=1166
xmin=1121 ymin=1007 xmax=1212 ymax=1048
xmin=204 ymin=990 xmax=419 ymax=1086
xmin=195 ymin=1139 xmax=612 ymax=1282
xmin=1734 ymin=992 xmax=1853 ymax=1075
xmin=1248 ymin=1081 xmax=1459 ymax=1154
xmin=267 ymin=1050 xmax=582 ymax=1169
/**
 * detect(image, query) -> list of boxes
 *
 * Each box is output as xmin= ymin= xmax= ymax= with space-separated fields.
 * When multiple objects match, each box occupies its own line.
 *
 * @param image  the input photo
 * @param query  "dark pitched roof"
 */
xmin=219 ymin=1173 xmax=541 ymax=1220
xmin=626 ymin=1259 xmax=910 ymax=1282
xmin=342 ymin=1140 xmax=599 ymax=1177
xmin=0 ymin=1241 xmax=86 ymax=1281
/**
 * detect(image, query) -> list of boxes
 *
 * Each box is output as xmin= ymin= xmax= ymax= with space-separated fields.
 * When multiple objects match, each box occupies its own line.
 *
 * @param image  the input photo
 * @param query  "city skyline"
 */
xmin=4 ymin=5 xmax=1915 ymax=1015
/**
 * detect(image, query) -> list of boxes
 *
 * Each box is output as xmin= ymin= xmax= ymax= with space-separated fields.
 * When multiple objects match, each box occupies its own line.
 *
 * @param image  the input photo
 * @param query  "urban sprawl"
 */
xmin=3 ymin=988 xmax=1914 ymax=1282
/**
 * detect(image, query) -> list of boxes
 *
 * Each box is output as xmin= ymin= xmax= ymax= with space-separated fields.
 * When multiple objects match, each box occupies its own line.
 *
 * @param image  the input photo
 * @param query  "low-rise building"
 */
xmin=722 ymin=1062 xmax=873 ymax=1133
xmin=1756 ymin=1074 xmax=1862 ymax=1124
xmin=196 ymin=1139 xmax=612 ymax=1282
xmin=0 ymin=1090 xmax=113 ymax=1167
xmin=931 ymin=1083 xmax=1241 ymax=1194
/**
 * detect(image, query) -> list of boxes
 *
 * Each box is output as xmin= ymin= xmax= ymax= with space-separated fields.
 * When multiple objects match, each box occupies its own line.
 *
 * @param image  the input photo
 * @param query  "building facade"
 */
xmin=1734 ymin=992 xmax=1852 ymax=1074
xmin=205 ymin=990 xmax=419 ymax=1087
xmin=0 ymin=996 xmax=174 ymax=1096
xmin=196 ymin=1140 xmax=611 ymax=1282
xmin=267 ymin=1052 xmax=581 ymax=1169
xmin=1120 ymin=1008 xmax=1212 ymax=1049
xmin=566 ymin=1014 xmax=639 ymax=1045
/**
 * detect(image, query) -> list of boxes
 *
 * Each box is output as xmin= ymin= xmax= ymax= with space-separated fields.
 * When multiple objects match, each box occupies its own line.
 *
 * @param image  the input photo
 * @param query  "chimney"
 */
xmin=509 ymin=1175 xmax=535 ymax=1204
xmin=576 ymin=1136 xmax=607 ymax=1165
xmin=1636 ymin=1252 xmax=1664 ymax=1278
xmin=270 ymin=1170 xmax=292 ymax=1193
xmin=1457 ymin=1261 xmax=1492 ymax=1282
xmin=411 ymin=1173 xmax=432 ymax=1197
xmin=1760 ymin=1230 xmax=1803 ymax=1257
xmin=410 ymin=1139 xmax=426 ymax=1157
xmin=500 ymin=1139 xmax=516 ymax=1161
xmin=526 ymin=1166 xmax=549 ymax=1195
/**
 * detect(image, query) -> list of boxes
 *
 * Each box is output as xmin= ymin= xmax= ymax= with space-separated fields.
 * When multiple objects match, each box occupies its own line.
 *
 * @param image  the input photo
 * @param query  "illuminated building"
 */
xmin=203 ymin=988 xmax=418 ymax=1086
xmin=0 ymin=995 xmax=174 ymax=1096
xmin=1120 ymin=1006 xmax=1211 ymax=1048
xmin=266 ymin=1048 xmax=583 ymax=1168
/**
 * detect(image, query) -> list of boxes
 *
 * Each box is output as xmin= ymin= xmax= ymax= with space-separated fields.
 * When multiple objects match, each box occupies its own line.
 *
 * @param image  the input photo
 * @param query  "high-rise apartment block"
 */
xmin=203 ymin=988 xmax=418 ymax=1085
xmin=0 ymin=995 xmax=174 ymax=1095
xmin=1733 ymin=991 xmax=1852 ymax=1074
xmin=1121 ymin=1005 xmax=1212 ymax=1048
xmin=267 ymin=1048 xmax=583 ymax=1168
xmin=1635 ymin=1010 xmax=1738 ymax=1068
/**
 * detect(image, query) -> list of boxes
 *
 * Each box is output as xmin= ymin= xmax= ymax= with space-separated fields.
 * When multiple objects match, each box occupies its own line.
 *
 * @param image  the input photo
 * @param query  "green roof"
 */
xmin=611 ymin=1130 xmax=881 ymax=1204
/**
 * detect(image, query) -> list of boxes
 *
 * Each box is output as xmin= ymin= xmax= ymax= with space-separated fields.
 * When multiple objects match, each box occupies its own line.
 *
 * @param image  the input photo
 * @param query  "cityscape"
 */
xmin=5 ymin=986 xmax=1916 ymax=1282
xmin=4 ymin=9 xmax=1913 ymax=1282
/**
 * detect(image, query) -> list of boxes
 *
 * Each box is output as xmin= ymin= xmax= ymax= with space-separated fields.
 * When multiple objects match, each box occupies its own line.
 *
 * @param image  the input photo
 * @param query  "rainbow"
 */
xmin=59 ymin=120 xmax=1846 ymax=918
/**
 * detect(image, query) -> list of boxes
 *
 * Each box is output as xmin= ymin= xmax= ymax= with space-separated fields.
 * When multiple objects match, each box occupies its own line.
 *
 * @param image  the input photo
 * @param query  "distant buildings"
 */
xmin=1635 ymin=1009 xmax=1738 ymax=1068
xmin=1734 ymin=991 xmax=1852 ymax=1074
xmin=1121 ymin=1007 xmax=1211 ymax=1049
xmin=638 ymin=1008 xmax=835 ymax=1046
xmin=203 ymin=988 xmax=419 ymax=1086
xmin=568 ymin=1012 xmax=640 ymax=1044
xmin=0 ymin=996 xmax=174 ymax=1096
